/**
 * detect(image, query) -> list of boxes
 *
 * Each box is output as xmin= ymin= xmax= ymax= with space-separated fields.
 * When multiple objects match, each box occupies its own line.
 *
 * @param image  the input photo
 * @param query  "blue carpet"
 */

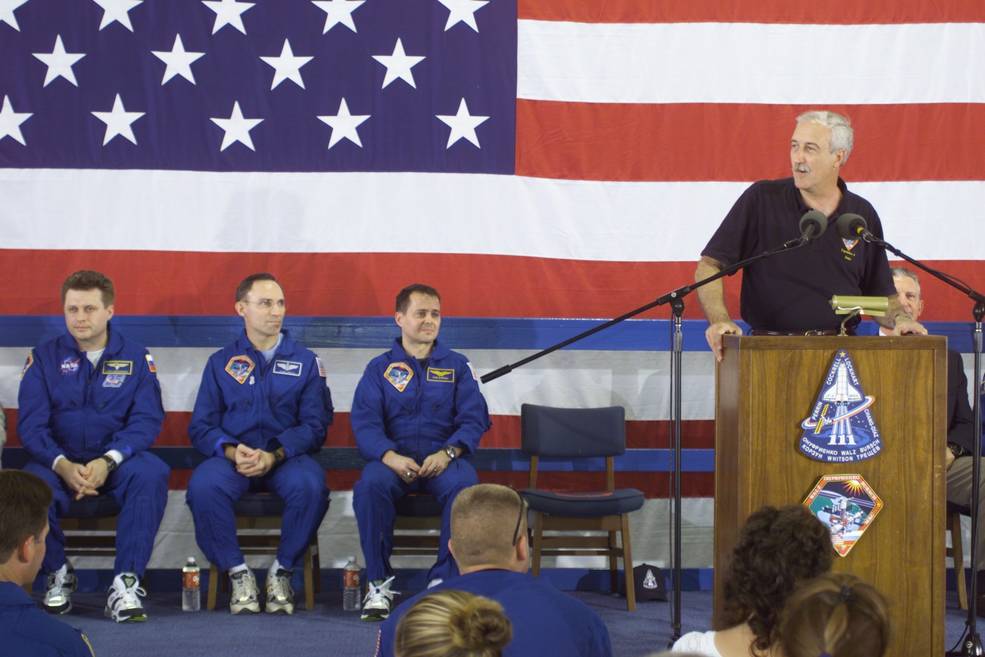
xmin=43 ymin=590 xmax=975 ymax=657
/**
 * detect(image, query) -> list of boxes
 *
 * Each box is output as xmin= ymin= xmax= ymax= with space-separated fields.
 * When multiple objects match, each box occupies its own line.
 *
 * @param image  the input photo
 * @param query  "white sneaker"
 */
xmin=265 ymin=569 xmax=295 ymax=615
xmin=229 ymin=569 xmax=260 ymax=614
xmin=105 ymin=573 xmax=147 ymax=623
xmin=361 ymin=576 xmax=399 ymax=621
xmin=43 ymin=564 xmax=77 ymax=615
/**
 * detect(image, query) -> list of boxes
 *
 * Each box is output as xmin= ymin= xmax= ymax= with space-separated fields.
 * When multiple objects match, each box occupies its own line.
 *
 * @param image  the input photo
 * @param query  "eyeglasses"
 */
xmin=511 ymin=492 xmax=528 ymax=546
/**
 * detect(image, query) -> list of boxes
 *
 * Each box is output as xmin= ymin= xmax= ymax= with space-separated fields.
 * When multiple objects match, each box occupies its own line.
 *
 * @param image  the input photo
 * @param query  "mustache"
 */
xmin=794 ymin=164 xmax=810 ymax=173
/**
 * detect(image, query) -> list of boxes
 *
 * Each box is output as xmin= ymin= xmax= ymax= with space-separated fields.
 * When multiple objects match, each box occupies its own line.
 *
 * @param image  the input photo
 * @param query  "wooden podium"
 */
xmin=714 ymin=335 xmax=947 ymax=657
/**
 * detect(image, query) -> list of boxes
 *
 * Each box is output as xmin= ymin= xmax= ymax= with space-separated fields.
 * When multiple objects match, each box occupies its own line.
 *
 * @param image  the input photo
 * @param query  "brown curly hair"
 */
xmin=719 ymin=505 xmax=833 ymax=653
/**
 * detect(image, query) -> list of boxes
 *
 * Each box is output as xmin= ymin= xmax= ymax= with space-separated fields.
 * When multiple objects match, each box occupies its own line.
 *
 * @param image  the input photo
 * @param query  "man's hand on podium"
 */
xmin=705 ymin=320 xmax=743 ymax=363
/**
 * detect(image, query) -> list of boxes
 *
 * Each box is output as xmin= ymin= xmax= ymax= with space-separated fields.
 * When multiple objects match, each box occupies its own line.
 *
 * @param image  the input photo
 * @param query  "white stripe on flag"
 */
xmin=2 ymin=170 xmax=983 ymax=261
xmin=518 ymin=20 xmax=985 ymax=104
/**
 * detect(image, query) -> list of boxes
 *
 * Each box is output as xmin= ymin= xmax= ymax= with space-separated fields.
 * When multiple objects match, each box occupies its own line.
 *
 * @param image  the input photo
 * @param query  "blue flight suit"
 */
xmin=186 ymin=331 xmax=333 ymax=571
xmin=17 ymin=325 xmax=169 ymax=576
xmin=0 ymin=582 xmax=94 ymax=657
xmin=375 ymin=570 xmax=613 ymax=657
xmin=352 ymin=338 xmax=490 ymax=582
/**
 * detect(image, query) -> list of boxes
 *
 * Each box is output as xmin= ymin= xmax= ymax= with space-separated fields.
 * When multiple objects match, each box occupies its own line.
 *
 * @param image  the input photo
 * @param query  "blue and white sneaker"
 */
xmin=105 ymin=573 xmax=147 ymax=623
xmin=43 ymin=563 xmax=77 ymax=615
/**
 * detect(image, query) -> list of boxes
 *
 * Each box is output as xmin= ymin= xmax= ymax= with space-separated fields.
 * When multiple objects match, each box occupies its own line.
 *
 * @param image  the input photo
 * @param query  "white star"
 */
xmin=436 ymin=0 xmax=488 ymax=32
xmin=33 ymin=35 xmax=86 ymax=88
xmin=0 ymin=95 xmax=31 ymax=145
xmin=317 ymin=98 xmax=370 ymax=149
xmin=152 ymin=34 xmax=205 ymax=85
xmin=0 ymin=0 xmax=29 ymax=31
xmin=435 ymin=98 xmax=488 ymax=148
xmin=372 ymin=38 xmax=425 ymax=90
xmin=202 ymin=0 xmax=254 ymax=35
xmin=311 ymin=0 xmax=364 ymax=33
xmin=260 ymin=39 xmax=313 ymax=90
xmin=92 ymin=0 xmax=143 ymax=32
xmin=91 ymin=94 xmax=144 ymax=146
xmin=210 ymin=101 xmax=263 ymax=151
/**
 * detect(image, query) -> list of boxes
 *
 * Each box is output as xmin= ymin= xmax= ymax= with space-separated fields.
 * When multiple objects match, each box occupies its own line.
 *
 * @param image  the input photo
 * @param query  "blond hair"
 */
xmin=395 ymin=590 xmax=512 ymax=657
xmin=450 ymin=484 xmax=526 ymax=569
xmin=778 ymin=573 xmax=890 ymax=657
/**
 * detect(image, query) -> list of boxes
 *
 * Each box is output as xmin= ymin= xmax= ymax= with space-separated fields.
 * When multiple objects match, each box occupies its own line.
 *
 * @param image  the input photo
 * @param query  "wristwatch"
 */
xmin=100 ymin=454 xmax=118 ymax=473
xmin=444 ymin=446 xmax=458 ymax=461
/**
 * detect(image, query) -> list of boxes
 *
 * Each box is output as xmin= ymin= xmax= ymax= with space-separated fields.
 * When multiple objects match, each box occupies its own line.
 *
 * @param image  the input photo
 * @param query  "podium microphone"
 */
xmin=798 ymin=210 xmax=827 ymax=242
xmin=836 ymin=213 xmax=876 ymax=242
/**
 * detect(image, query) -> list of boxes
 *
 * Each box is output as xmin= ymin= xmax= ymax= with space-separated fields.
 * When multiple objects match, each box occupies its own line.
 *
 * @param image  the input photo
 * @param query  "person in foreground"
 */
xmin=778 ymin=573 xmax=890 ymax=657
xmin=352 ymin=283 xmax=490 ymax=620
xmin=671 ymin=505 xmax=833 ymax=656
xmin=394 ymin=590 xmax=512 ymax=657
xmin=18 ymin=270 xmax=169 ymax=622
xmin=0 ymin=470 xmax=94 ymax=656
xmin=186 ymin=273 xmax=334 ymax=615
xmin=376 ymin=483 xmax=613 ymax=657
xmin=695 ymin=110 xmax=925 ymax=362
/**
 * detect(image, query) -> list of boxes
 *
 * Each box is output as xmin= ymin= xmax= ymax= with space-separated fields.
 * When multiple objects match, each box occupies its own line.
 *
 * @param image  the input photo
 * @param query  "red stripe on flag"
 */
xmin=4 ymin=251 xmax=983 ymax=321
xmin=1 ymin=250 xmax=710 ymax=319
xmin=5 ymin=409 xmax=714 ymax=450
xmin=517 ymin=101 xmax=985 ymax=183
xmin=518 ymin=0 xmax=985 ymax=24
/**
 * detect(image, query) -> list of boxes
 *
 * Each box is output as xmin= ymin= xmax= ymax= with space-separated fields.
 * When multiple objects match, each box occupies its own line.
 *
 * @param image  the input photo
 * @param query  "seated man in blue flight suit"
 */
xmin=186 ymin=273 xmax=333 ymax=615
xmin=0 ymin=470 xmax=94 ymax=656
xmin=352 ymin=283 xmax=491 ymax=621
xmin=18 ymin=270 xmax=169 ymax=623
xmin=375 ymin=484 xmax=613 ymax=657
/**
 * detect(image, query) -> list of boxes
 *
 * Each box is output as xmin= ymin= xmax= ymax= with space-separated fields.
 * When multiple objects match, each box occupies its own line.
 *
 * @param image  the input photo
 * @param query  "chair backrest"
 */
xmin=520 ymin=404 xmax=626 ymax=458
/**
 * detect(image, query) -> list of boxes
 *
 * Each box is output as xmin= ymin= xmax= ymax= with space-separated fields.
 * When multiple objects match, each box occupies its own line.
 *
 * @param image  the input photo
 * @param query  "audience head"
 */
xmin=779 ymin=573 xmax=890 ymax=657
xmin=394 ymin=590 xmax=512 ymax=657
xmin=0 ymin=470 xmax=53 ymax=585
xmin=720 ymin=505 xmax=834 ymax=651
xmin=449 ymin=484 xmax=528 ymax=573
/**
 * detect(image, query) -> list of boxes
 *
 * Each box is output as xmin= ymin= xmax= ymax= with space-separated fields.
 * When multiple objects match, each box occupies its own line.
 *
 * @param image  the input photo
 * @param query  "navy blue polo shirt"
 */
xmin=702 ymin=177 xmax=895 ymax=332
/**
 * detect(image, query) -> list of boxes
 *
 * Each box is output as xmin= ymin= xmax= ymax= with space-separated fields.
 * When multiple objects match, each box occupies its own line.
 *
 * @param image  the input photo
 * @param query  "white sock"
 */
xmin=53 ymin=563 xmax=69 ymax=577
xmin=229 ymin=563 xmax=249 ymax=576
xmin=270 ymin=559 xmax=290 ymax=575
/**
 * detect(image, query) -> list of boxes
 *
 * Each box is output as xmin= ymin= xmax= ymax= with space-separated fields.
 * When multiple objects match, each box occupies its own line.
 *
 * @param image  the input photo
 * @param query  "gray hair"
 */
xmin=891 ymin=267 xmax=920 ymax=292
xmin=796 ymin=110 xmax=854 ymax=163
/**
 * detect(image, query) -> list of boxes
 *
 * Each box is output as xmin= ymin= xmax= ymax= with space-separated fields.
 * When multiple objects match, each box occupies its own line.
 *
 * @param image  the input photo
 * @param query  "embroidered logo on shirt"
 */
xmin=273 ymin=360 xmax=303 ymax=377
xmin=102 ymin=360 xmax=133 ymax=376
xmin=225 ymin=355 xmax=255 ymax=385
xmin=103 ymin=373 xmax=127 ymax=388
xmin=21 ymin=353 xmax=33 ymax=378
xmin=60 ymin=357 xmax=80 ymax=375
xmin=841 ymin=238 xmax=859 ymax=262
xmin=145 ymin=353 xmax=157 ymax=373
xmin=426 ymin=367 xmax=455 ymax=383
xmin=315 ymin=356 xmax=327 ymax=378
xmin=383 ymin=362 xmax=414 ymax=392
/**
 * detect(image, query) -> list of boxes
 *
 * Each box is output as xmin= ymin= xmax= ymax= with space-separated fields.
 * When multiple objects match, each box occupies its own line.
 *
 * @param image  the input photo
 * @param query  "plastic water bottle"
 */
xmin=182 ymin=557 xmax=201 ymax=611
xmin=342 ymin=557 xmax=361 ymax=611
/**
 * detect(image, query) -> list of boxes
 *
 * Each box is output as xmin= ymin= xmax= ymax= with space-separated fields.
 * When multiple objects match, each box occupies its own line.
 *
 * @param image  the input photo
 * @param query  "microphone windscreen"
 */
xmin=799 ymin=210 xmax=827 ymax=240
xmin=836 ymin=213 xmax=867 ymax=239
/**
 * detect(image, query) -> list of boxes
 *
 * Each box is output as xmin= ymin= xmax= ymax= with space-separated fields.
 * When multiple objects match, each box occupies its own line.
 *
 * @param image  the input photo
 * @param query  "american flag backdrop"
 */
xmin=1 ymin=0 xmax=984 ymax=570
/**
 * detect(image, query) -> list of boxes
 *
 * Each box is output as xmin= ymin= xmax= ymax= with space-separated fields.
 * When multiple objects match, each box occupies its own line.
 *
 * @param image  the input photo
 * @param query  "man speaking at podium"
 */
xmin=694 ymin=110 xmax=926 ymax=361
